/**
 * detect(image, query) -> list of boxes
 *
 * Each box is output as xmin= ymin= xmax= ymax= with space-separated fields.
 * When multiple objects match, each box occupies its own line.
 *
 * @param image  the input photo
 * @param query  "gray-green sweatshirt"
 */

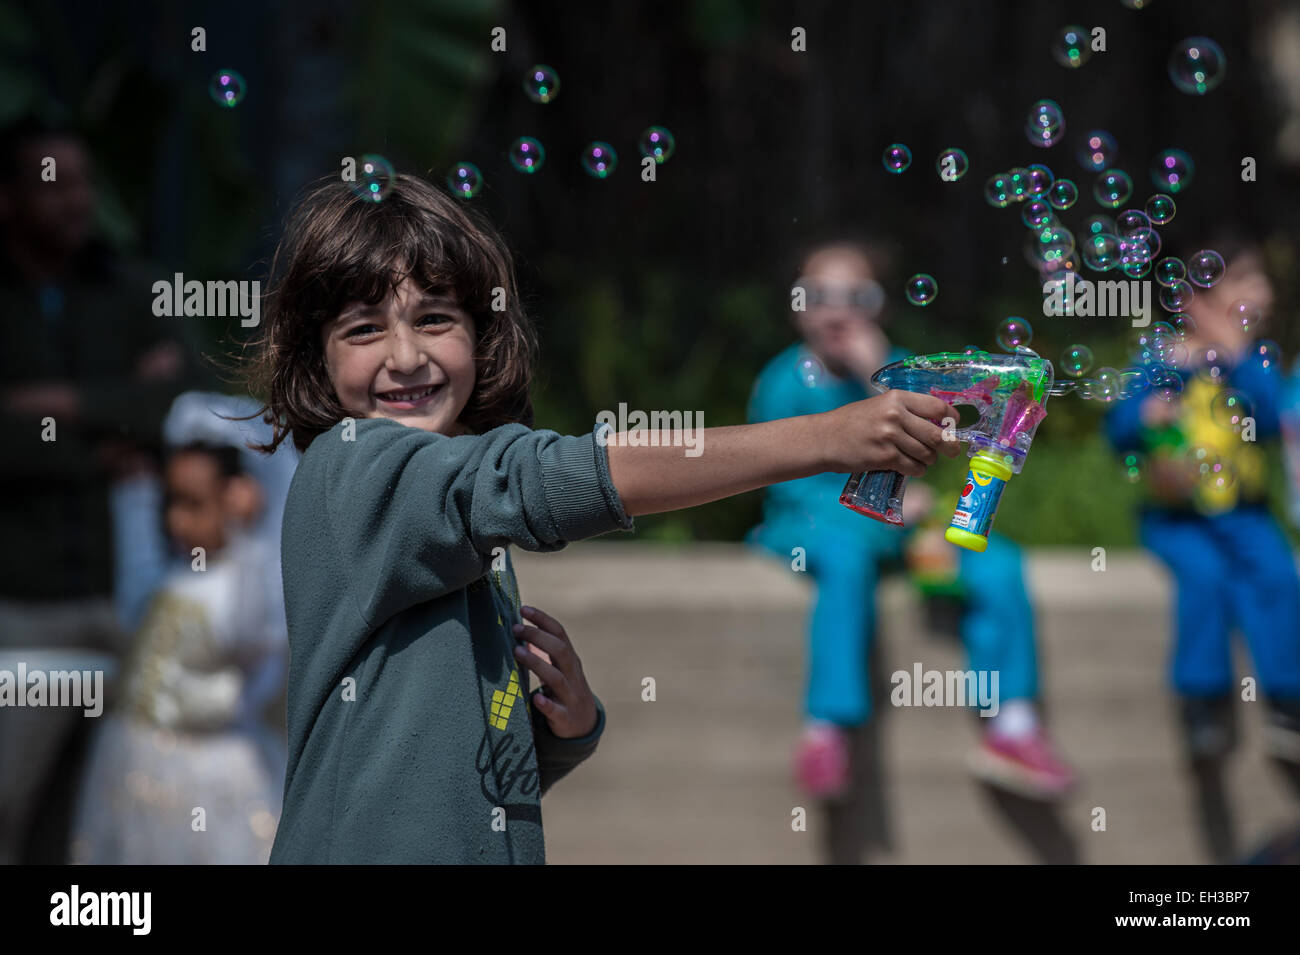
xmin=270 ymin=417 xmax=633 ymax=864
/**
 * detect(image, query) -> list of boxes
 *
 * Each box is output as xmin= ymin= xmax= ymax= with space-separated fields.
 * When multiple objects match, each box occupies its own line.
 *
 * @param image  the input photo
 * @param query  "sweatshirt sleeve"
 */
xmin=532 ymin=692 xmax=605 ymax=797
xmin=318 ymin=418 xmax=634 ymax=628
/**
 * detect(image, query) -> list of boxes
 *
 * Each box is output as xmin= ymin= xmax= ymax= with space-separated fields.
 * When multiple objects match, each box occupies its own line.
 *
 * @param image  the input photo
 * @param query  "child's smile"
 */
xmin=321 ymin=275 xmax=477 ymax=436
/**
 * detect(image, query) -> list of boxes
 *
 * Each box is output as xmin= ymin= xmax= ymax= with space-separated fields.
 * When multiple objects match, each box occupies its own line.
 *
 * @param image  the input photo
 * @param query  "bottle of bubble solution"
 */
xmin=945 ymin=448 xmax=1014 ymax=553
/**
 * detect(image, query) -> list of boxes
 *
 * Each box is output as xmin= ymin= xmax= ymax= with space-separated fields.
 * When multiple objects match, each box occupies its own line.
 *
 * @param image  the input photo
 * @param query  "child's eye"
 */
xmin=346 ymin=324 xmax=381 ymax=338
xmin=419 ymin=313 xmax=454 ymax=327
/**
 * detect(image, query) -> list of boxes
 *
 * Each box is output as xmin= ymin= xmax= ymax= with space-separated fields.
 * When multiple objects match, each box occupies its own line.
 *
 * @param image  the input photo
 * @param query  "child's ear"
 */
xmin=223 ymin=475 xmax=264 ymax=525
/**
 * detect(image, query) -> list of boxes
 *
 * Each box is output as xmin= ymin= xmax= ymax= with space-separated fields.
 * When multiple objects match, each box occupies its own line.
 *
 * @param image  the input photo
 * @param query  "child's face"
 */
xmin=164 ymin=452 xmax=231 ymax=556
xmin=793 ymin=248 xmax=886 ymax=368
xmin=321 ymin=275 xmax=477 ymax=436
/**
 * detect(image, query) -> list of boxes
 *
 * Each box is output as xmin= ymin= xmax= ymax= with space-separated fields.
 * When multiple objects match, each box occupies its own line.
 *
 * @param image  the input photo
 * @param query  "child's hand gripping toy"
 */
xmin=839 ymin=349 xmax=1054 ymax=552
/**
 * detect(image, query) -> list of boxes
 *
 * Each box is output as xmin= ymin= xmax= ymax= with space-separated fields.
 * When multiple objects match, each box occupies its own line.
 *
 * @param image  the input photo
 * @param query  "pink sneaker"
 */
xmin=968 ymin=729 xmax=1075 ymax=800
xmin=794 ymin=723 xmax=851 ymax=801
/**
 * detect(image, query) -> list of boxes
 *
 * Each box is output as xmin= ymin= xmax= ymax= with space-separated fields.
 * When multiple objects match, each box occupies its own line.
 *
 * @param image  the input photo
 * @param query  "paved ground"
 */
xmin=511 ymin=543 xmax=1300 ymax=864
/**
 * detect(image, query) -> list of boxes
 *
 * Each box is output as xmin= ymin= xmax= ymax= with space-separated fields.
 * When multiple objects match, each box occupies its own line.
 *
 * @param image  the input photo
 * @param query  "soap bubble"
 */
xmin=1188 ymin=448 xmax=1236 ymax=493
xmin=1048 ymin=178 xmax=1078 ymax=210
xmin=1080 ymin=232 xmax=1120 ymax=271
xmin=1145 ymin=194 xmax=1176 ymax=225
xmin=1026 ymin=99 xmax=1067 ymax=147
xmin=883 ymin=143 xmax=912 ymax=173
xmin=1169 ymin=312 xmax=1196 ymax=339
xmin=1094 ymin=367 xmax=1122 ymax=402
xmin=1094 ymin=169 xmax=1133 ymax=208
xmin=351 ymin=154 xmax=395 ymax=203
xmin=1159 ymin=280 xmax=1195 ymax=312
xmin=936 ymin=147 xmax=969 ymax=181
xmin=639 ymin=126 xmax=676 ymax=164
xmin=1022 ymin=199 xmax=1055 ymax=228
xmin=1034 ymin=223 xmax=1075 ymax=266
xmin=580 ymin=142 xmax=618 ymax=178
xmin=1169 ymin=37 xmax=1227 ymax=95
xmin=984 ymin=172 xmax=1012 ymax=207
xmin=1188 ymin=250 xmax=1225 ymax=287
xmin=1061 ymin=344 xmax=1094 ymax=377
xmin=1150 ymin=149 xmax=1195 ymax=193
xmin=1026 ymin=163 xmax=1055 ymax=194
xmin=1253 ymin=340 xmax=1282 ymax=371
xmin=797 ymin=356 xmax=824 ymax=387
xmin=209 ymin=69 xmax=246 ymax=108
xmin=1155 ymin=256 xmax=1186 ymax=287
xmin=1122 ymin=451 xmax=1146 ymax=484
xmin=1228 ymin=299 xmax=1263 ymax=332
xmin=508 ymin=137 xmax=546 ymax=173
xmin=1149 ymin=367 xmax=1184 ymax=401
xmin=1078 ymin=131 xmax=1118 ymax=171
xmin=1081 ymin=214 xmax=1116 ymax=237
xmin=1120 ymin=368 xmax=1150 ymax=399
xmin=446 ymin=161 xmax=483 ymax=198
xmin=905 ymin=273 xmax=938 ymax=306
xmin=1007 ymin=168 xmax=1031 ymax=202
xmin=1199 ymin=344 xmax=1233 ymax=381
xmin=524 ymin=65 xmax=560 ymax=103
xmin=1052 ymin=25 xmax=1093 ymax=68
xmin=1116 ymin=209 xmax=1150 ymax=236
xmin=1210 ymin=389 xmax=1253 ymax=432
xmin=997 ymin=317 xmax=1033 ymax=350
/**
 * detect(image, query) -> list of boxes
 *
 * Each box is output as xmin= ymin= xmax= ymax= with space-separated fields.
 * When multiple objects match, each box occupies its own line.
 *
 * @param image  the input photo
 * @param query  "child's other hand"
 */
xmin=840 ymin=318 xmax=890 ymax=384
xmin=900 ymin=480 xmax=935 ymax=525
xmin=824 ymin=391 xmax=960 ymax=476
xmin=512 ymin=606 xmax=598 ymax=738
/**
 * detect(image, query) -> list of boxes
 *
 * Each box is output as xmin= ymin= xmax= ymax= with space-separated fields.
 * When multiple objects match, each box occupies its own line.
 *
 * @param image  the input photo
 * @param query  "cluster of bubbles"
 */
xmin=1168 ymin=37 xmax=1227 ymax=95
xmin=209 ymin=69 xmax=246 ymax=108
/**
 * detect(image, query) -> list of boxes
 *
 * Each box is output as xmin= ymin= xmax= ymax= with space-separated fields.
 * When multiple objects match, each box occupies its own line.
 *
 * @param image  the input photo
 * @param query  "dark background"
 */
xmin=6 ymin=0 xmax=1299 ymax=544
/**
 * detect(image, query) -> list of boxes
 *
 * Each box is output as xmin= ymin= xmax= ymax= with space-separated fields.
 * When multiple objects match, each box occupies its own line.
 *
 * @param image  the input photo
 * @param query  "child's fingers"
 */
xmin=513 ymin=642 xmax=569 ymax=691
xmin=520 ymin=605 xmax=570 ymax=645
xmin=512 ymin=623 xmax=571 ymax=669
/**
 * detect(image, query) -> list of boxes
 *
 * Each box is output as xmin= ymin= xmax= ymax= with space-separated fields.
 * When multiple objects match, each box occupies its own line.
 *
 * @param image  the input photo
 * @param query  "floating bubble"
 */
xmin=1120 ymin=367 xmax=1150 ymax=399
xmin=1078 ymin=131 xmax=1118 ymax=172
xmin=1145 ymin=194 xmax=1176 ymax=225
xmin=1254 ymin=339 xmax=1282 ymax=371
xmin=1027 ymin=100 xmax=1066 ymax=148
xmin=1228 ymin=299 xmax=1263 ymax=332
xmin=1187 ymin=447 xmax=1236 ymax=494
xmin=1186 ymin=250 xmax=1225 ymax=288
xmin=1122 ymin=451 xmax=1146 ymax=483
xmin=1169 ymin=37 xmax=1227 ymax=95
xmin=1116 ymin=209 xmax=1151 ymax=236
xmin=1121 ymin=257 xmax=1151 ymax=279
xmin=797 ymin=356 xmax=824 ymax=387
xmin=209 ymin=69 xmax=246 ymax=108
xmin=997 ymin=317 xmax=1033 ymax=351
xmin=1061 ymin=344 xmax=1094 ymax=377
xmin=351 ymin=154 xmax=395 ymax=203
xmin=1007 ymin=167 xmax=1031 ymax=202
xmin=1150 ymin=149 xmax=1195 ymax=193
xmin=524 ymin=64 xmax=560 ymax=103
xmin=984 ymin=172 xmax=1012 ymax=207
xmin=508 ymin=137 xmax=546 ymax=173
xmin=1081 ymin=232 xmax=1121 ymax=271
xmin=1118 ymin=234 xmax=1153 ymax=272
xmin=1155 ymin=256 xmax=1186 ymax=287
xmin=1094 ymin=169 xmax=1133 ymax=208
xmin=883 ymin=143 xmax=912 ymax=173
xmin=1034 ymin=223 xmax=1075 ymax=266
xmin=1159 ymin=280 xmax=1195 ymax=312
xmin=1211 ymin=389 xmax=1254 ymax=432
xmin=905 ymin=273 xmax=938 ymax=306
xmin=1022 ymin=199 xmax=1055 ymax=228
xmin=1149 ymin=366 xmax=1184 ymax=401
xmin=1052 ymin=25 xmax=1093 ymax=69
xmin=446 ymin=161 xmax=483 ymax=198
xmin=1094 ymin=367 xmax=1122 ymax=402
xmin=1026 ymin=163 xmax=1055 ymax=194
xmin=1199 ymin=344 xmax=1233 ymax=381
xmin=936 ymin=147 xmax=970 ymax=181
xmin=1081 ymin=213 xmax=1116 ymax=237
xmin=580 ymin=142 xmax=618 ymax=178
xmin=1169 ymin=312 xmax=1196 ymax=339
xmin=1160 ymin=341 xmax=1191 ymax=369
xmin=639 ymin=126 xmax=675 ymax=164
xmin=1047 ymin=178 xmax=1078 ymax=210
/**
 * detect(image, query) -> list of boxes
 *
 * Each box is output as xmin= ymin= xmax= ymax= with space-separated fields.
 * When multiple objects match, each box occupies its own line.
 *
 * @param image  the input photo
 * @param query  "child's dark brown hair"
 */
xmin=234 ymin=172 xmax=537 ymax=455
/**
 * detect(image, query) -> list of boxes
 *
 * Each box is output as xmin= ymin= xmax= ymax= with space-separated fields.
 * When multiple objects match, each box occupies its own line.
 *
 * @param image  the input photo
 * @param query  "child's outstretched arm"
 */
xmin=606 ymin=390 xmax=959 ymax=516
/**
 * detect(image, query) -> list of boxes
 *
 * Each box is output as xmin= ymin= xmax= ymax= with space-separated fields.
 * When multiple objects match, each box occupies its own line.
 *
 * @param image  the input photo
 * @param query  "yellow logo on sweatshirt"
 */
xmin=488 ymin=668 xmax=522 ymax=730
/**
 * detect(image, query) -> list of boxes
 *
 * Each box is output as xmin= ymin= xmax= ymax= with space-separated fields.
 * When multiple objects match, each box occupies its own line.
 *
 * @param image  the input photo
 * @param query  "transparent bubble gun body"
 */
xmin=839 ymin=350 xmax=1054 ymax=553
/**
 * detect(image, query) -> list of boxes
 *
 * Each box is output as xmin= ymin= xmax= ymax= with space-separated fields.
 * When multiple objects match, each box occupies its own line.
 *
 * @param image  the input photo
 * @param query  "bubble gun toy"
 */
xmin=839 ymin=350 xmax=1054 ymax=552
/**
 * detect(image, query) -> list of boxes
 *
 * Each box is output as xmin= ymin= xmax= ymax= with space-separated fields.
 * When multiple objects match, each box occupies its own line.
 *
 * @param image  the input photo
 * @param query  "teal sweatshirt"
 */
xmin=270 ymin=417 xmax=634 ymax=864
